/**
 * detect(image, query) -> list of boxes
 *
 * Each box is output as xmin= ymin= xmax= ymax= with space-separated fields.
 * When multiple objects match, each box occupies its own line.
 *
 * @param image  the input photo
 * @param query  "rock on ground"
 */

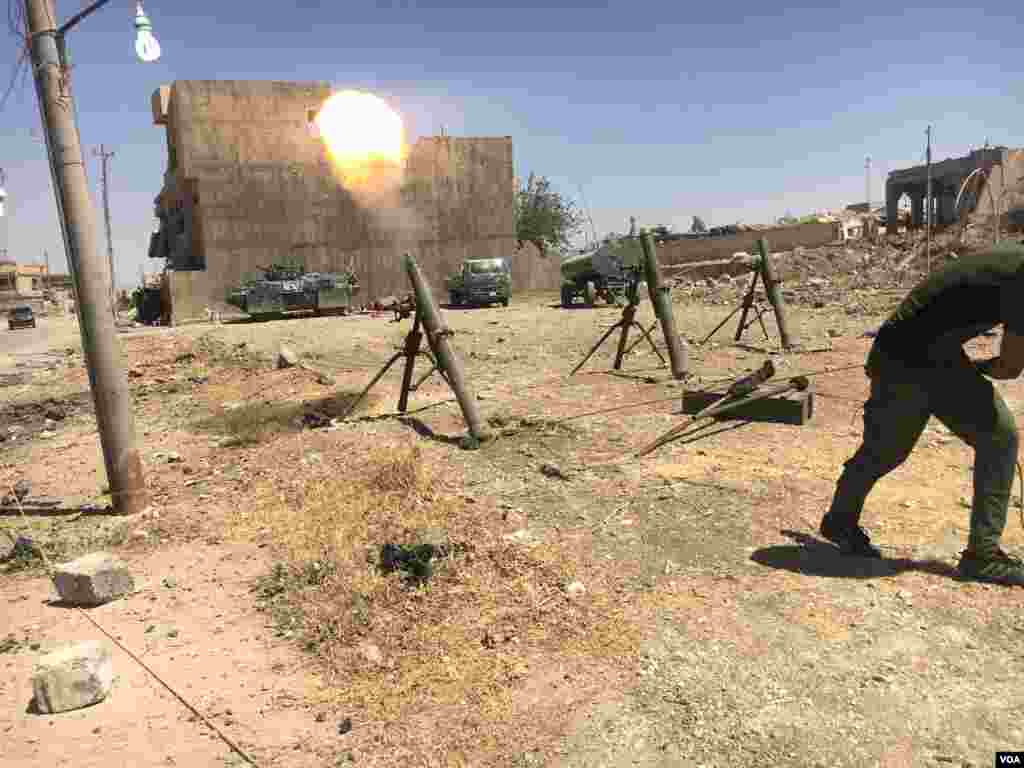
xmin=52 ymin=552 xmax=134 ymax=606
xmin=31 ymin=641 xmax=113 ymax=714
xmin=277 ymin=345 xmax=299 ymax=369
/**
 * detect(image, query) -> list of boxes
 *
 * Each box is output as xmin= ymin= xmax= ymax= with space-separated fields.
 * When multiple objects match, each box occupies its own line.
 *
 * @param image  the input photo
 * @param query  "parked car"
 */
xmin=7 ymin=305 xmax=36 ymax=330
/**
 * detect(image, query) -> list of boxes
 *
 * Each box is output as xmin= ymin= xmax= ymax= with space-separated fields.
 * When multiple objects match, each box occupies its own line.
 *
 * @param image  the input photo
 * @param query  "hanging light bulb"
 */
xmin=134 ymin=2 xmax=161 ymax=63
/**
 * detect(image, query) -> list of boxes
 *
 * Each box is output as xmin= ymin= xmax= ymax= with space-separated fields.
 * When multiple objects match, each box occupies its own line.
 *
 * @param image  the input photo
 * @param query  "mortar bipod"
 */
xmin=340 ymin=309 xmax=450 ymax=419
xmin=569 ymin=276 xmax=666 ymax=376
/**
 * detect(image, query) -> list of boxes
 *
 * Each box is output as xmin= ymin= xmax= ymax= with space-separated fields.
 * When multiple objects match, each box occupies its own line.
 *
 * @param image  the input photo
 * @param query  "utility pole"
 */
xmin=925 ymin=125 xmax=933 ymax=273
xmin=23 ymin=0 xmax=148 ymax=515
xmin=864 ymin=156 xmax=871 ymax=211
xmin=93 ymin=143 xmax=116 ymax=317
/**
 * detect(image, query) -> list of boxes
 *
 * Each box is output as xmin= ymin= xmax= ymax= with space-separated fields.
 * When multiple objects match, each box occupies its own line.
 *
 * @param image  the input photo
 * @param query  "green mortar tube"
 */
xmin=756 ymin=238 xmax=794 ymax=350
xmin=401 ymin=253 xmax=490 ymax=443
xmin=639 ymin=232 xmax=688 ymax=379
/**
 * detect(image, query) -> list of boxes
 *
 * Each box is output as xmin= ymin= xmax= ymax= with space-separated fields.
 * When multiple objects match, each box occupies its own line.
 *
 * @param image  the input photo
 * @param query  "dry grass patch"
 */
xmin=232 ymin=440 xmax=641 ymax=759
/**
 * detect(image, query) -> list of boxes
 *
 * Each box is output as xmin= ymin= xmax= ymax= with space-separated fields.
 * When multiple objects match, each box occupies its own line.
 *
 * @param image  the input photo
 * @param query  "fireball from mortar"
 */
xmin=313 ymin=89 xmax=406 ymax=191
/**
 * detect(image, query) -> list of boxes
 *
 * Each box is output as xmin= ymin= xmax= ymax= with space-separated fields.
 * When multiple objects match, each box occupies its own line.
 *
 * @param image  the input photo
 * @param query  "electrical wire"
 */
xmin=0 ymin=47 xmax=27 ymax=113
xmin=1 ymin=0 xmax=29 ymax=114
xmin=2 ymin=481 xmax=262 ymax=767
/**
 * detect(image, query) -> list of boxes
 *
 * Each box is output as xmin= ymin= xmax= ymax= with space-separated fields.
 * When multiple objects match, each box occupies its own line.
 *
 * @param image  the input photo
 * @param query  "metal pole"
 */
xmin=639 ymin=232 xmax=687 ymax=379
xmin=94 ymin=143 xmax=116 ymax=318
xmin=401 ymin=253 xmax=489 ymax=442
xmin=865 ymin=155 xmax=871 ymax=213
xmin=23 ymin=0 xmax=148 ymax=514
xmin=925 ymin=125 xmax=932 ymax=273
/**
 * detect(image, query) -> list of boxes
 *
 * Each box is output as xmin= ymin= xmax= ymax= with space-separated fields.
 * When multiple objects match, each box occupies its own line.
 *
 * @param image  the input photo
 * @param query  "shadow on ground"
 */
xmin=750 ymin=529 xmax=958 ymax=580
xmin=192 ymin=390 xmax=377 ymax=443
xmin=396 ymin=416 xmax=466 ymax=447
xmin=545 ymin=303 xmax=622 ymax=311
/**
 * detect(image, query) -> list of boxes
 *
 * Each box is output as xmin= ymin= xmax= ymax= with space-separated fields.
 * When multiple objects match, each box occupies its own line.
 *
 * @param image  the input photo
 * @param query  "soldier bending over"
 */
xmin=821 ymin=241 xmax=1024 ymax=586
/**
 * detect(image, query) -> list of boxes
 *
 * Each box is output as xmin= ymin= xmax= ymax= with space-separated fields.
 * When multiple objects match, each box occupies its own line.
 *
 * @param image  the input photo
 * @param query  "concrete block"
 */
xmin=52 ymin=552 xmax=134 ymax=606
xmin=31 ymin=641 xmax=113 ymax=714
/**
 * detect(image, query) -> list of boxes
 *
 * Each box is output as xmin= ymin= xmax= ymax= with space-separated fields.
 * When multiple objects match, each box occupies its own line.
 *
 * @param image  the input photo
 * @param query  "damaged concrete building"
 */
xmin=885 ymin=146 xmax=1024 ymax=231
xmin=149 ymin=80 xmax=558 ymax=323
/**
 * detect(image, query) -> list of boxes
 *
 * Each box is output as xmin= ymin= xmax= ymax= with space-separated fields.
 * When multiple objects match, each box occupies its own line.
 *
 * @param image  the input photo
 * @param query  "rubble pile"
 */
xmin=670 ymin=228 xmax=999 ymax=316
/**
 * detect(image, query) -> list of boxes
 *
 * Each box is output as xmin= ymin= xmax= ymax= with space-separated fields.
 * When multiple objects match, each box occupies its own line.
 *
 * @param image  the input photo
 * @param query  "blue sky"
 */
xmin=1 ymin=0 xmax=1021 ymax=287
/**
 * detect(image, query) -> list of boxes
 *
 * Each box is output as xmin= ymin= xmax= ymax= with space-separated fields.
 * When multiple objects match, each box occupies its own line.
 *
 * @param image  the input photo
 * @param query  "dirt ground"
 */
xmin=3 ymin=259 xmax=1024 ymax=768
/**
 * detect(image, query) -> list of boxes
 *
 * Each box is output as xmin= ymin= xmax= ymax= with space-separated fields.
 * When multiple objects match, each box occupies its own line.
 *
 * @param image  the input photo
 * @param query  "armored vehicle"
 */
xmin=226 ymin=263 xmax=359 ymax=317
xmin=445 ymin=257 xmax=511 ymax=307
xmin=560 ymin=236 xmax=644 ymax=308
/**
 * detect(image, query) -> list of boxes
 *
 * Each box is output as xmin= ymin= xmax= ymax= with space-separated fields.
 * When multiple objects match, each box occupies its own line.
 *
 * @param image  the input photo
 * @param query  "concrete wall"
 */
xmin=888 ymin=147 xmax=1011 ymax=229
xmin=155 ymin=80 xmax=541 ymax=323
xmin=653 ymin=221 xmax=838 ymax=267
xmin=972 ymin=149 xmax=1024 ymax=229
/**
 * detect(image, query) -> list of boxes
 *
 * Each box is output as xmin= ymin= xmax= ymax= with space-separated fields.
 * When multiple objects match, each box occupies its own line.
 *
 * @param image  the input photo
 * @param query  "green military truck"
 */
xmin=445 ymin=257 xmax=511 ymax=307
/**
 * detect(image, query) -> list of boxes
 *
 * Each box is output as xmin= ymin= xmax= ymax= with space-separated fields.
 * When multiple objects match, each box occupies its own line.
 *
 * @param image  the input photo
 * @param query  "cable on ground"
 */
xmin=3 ymin=482 xmax=262 ymax=768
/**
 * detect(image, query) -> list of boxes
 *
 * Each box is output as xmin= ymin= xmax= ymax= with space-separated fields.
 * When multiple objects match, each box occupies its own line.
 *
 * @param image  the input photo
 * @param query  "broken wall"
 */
xmin=971 ymin=149 xmax=1024 ymax=231
xmin=654 ymin=221 xmax=838 ymax=267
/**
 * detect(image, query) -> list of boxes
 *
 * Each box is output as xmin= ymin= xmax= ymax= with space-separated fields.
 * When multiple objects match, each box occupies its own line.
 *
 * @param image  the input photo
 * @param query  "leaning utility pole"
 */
xmin=925 ymin=125 xmax=933 ymax=273
xmin=23 ymin=0 xmax=148 ymax=514
xmin=94 ymin=143 xmax=116 ymax=317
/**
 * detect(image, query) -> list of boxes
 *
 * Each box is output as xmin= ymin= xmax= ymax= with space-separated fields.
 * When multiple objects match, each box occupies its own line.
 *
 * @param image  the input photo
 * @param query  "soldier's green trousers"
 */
xmin=827 ymin=342 xmax=1020 ymax=554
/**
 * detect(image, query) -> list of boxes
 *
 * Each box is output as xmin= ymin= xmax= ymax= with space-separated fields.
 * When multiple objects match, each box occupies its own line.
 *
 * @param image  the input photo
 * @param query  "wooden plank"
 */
xmin=681 ymin=386 xmax=814 ymax=425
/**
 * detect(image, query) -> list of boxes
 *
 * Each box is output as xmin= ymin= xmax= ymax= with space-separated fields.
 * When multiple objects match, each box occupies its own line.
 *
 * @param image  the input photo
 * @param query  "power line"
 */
xmin=0 ymin=47 xmax=27 ymax=114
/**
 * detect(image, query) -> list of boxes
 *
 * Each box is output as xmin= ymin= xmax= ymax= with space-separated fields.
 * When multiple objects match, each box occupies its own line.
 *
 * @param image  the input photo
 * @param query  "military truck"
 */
xmin=226 ymin=262 xmax=360 ymax=317
xmin=560 ymin=236 xmax=644 ymax=308
xmin=445 ymin=257 xmax=511 ymax=307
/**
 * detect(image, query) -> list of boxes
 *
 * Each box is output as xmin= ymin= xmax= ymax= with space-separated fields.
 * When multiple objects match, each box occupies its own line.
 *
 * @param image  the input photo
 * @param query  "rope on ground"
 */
xmin=3 ymin=482 xmax=262 ymax=768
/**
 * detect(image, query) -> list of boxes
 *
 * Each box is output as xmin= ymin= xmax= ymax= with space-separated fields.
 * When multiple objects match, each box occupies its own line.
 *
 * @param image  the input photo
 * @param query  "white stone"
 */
xmin=52 ymin=552 xmax=134 ymax=606
xmin=277 ymin=345 xmax=299 ymax=369
xmin=565 ymin=580 xmax=586 ymax=596
xmin=31 ymin=641 xmax=113 ymax=714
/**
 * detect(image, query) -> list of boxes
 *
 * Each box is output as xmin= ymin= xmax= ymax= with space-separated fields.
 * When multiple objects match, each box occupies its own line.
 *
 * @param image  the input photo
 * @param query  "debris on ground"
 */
xmin=1 ymin=479 xmax=30 ymax=505
xmin=52 ymin=552 xmax=135 ymax=606
xmin=540 ymin=462 xmax=570 ymax=480
xmin=31 ymin=641 xmax=113 ymax=714
xmin=277 ymin=345 xmax=300 ymax=369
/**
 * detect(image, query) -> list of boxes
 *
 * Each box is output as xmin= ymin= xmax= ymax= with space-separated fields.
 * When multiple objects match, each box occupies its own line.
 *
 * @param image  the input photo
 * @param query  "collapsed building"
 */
xmin=149 ymin=80 xmax=559 ymax=324
xmin=885 ymin=146 xmax=1024 ymax=231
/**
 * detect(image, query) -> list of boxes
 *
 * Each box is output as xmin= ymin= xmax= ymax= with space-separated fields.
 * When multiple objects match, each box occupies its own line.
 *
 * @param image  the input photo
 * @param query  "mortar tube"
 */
xmin=640 ymin=233 xmax=688 ymax=379
xmin=401 ymin=253 xmax=490 ymax=442
xmin=756 ymin=238 xmax=794 ymax=350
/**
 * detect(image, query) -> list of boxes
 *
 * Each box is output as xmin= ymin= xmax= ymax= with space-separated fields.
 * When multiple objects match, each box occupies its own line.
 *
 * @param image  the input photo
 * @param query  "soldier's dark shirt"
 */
xmin=875 ymin=241 xmax=1024 ymax=365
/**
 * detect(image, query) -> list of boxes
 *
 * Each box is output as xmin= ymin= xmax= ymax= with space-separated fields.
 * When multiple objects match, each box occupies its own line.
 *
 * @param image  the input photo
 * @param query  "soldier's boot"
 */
xmin=957 ymin=547 xmax=1024 ymax=587
xmin=819 ymin=513 xmax=883 ymax=558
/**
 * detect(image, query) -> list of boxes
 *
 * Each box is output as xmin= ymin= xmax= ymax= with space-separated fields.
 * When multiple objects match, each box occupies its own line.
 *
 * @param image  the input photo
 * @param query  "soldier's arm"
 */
xmin=978 ymin=331 xmax=1024 ymax=379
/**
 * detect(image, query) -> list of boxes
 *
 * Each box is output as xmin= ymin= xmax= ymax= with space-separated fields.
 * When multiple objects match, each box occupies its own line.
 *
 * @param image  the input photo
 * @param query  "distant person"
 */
xmin=821 ymin=240 xmax=1024 ymax=586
